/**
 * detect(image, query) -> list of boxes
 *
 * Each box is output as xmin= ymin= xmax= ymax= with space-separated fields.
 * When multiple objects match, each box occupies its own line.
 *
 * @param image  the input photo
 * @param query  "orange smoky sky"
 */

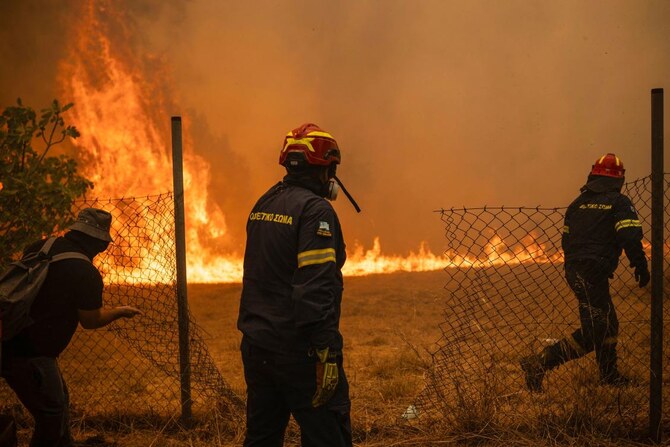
xmin=1 ymin=0 xmax=669 ymax=255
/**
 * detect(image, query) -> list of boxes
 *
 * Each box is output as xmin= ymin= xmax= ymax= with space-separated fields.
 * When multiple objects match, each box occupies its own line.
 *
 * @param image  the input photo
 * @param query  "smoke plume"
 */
xmin=2 ymin=0 xmax=669 ymax=254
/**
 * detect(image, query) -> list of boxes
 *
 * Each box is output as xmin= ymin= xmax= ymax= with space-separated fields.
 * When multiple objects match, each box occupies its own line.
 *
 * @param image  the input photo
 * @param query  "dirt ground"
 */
xmin=10 ymin=271 xmax=451 ymax=446
xmin=182 ymin=270 xmax=448 ymax=446
xmin=189 ymin=270 xmax=446 ymax=400
xmin=8 ymin=269 xmax=665 ymax=446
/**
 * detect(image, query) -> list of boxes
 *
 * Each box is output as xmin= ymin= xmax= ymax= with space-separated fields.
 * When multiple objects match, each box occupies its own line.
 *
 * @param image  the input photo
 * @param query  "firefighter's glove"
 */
xmin=634 ymin=264 xmax=650 ymax=288
xmin=311 ymin=347 xmax=339 ymax=408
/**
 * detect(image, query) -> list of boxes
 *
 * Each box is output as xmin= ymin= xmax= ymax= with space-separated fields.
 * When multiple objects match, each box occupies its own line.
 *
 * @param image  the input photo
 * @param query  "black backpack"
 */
xmin=0 ymin=413 xmax=16 ymax=447
xmin=0 ymin=237 xmax=90 ymax=342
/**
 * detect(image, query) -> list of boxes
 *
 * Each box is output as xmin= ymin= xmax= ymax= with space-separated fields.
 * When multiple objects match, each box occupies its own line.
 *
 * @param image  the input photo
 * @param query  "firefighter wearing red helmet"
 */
xmin=521 ymin=153 xmax=649 ymax=392
xmin=237 ymin=123 xmax=352 ymax=446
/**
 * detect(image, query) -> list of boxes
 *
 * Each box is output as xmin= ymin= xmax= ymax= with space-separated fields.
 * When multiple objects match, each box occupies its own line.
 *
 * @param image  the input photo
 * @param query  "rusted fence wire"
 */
xmin=0 ymin=193 xmax=241 ymax=422
xmin=413 ymin=175 xmax=668 ymax=439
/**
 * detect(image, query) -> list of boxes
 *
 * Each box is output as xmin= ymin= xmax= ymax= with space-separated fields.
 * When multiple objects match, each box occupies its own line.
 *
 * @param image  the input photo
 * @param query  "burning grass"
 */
xmin=6 ymin=270 xmax=663 ymax=446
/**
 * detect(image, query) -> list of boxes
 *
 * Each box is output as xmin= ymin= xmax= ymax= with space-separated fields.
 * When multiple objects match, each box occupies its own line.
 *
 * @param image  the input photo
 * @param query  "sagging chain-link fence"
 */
xmin=413 ymin=175 xmax=669 ymax=438
xmin=0 ymin=193 xmax=242 ymax=421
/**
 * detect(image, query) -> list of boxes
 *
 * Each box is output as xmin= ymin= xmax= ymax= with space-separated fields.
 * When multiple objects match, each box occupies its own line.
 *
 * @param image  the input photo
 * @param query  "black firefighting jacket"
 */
xmin=237 ymin=178 xmax=346 ymax=356
xmin=561 ymin=176 xmax=647 ymax=274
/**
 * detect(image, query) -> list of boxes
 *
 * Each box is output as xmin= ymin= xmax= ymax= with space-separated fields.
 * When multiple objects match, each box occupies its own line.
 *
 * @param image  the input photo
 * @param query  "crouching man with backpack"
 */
xmin=0 ymin=208 xmax=141 ymax=447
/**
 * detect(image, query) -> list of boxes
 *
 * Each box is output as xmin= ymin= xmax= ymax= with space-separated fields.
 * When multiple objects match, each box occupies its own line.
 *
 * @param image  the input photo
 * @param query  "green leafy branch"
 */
xmin=0 ymin=98 xmax=93 ymax=265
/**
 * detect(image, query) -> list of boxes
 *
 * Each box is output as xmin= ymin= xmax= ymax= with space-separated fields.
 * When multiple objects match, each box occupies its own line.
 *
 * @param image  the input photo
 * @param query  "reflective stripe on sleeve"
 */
xmin=615 ymin=219 xmax=642 ymax=232
xmin=298 ymin=248 xmax=336 ymax=267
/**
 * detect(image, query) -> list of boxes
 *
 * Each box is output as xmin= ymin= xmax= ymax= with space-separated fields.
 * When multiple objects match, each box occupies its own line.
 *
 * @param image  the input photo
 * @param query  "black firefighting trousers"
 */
xmin=1 ymin=356 xmax=73 ymax=447
xmin=241 ymin=337 xmax=352 ymax=447
xmin=542 ymin=260 xmax=620 ymax=378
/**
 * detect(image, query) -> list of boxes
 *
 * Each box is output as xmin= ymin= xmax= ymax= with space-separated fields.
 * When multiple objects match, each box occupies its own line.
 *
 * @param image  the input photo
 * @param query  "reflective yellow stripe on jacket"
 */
xmin=298 ymin=248 xmax=336 ymax=267
xmin=615 ymin=219 xmax=642 ymax=232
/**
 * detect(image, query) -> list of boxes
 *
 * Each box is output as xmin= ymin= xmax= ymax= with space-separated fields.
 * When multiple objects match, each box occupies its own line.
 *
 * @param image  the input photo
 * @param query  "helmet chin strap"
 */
xmin=332 ymin=175 xmax=361 ymax=213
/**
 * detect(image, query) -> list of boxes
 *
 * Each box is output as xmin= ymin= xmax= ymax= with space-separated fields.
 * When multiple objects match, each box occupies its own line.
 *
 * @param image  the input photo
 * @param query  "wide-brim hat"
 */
xmin=69 ymin=208 xmax=113 ymax=242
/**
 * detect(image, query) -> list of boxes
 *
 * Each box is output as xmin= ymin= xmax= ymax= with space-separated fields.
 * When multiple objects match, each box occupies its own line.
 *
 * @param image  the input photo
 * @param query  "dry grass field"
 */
xmin=179 ymin=270 xmax=449 ymax=447
xmin=8 ymin=270 xmax=666 ymax=446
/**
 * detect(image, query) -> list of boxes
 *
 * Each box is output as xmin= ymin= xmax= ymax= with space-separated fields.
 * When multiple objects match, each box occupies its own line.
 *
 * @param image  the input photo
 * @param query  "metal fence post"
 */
xmin=650 ymin=88 xmax=664 ymax=443
xmin=171 ymin=116 xmax=192 ymax=425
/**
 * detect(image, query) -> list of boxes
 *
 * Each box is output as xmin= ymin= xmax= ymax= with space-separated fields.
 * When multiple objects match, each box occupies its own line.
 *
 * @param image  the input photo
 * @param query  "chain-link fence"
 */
xmin=0 ymin=193 xmax=242 ymax=422
xmin=413 ymin=175 xmax=669 ymax=439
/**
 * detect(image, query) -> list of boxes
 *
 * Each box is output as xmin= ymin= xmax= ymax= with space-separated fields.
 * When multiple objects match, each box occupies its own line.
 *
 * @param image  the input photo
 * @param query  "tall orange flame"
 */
xmin=54 ymin=1 xmax=452 ymax=284
xmin=61 ymin=1 xmax=569 ymax=284
xmin=60 ymin=1 xmax=243 ymax=283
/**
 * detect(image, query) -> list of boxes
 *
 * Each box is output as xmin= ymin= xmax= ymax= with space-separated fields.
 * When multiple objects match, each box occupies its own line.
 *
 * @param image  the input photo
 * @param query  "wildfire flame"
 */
xmin=53 ymin=1 xmax=449 ymax=284
xmin=444 ymin=234 xmax=564 ymax=268
xmin=343 ymin=238 xmax=445 ymax=276
xmin=58 ymin=1 xmax=567 ymax=285
xmin=60 ymin=1 xmax=241 ymax=284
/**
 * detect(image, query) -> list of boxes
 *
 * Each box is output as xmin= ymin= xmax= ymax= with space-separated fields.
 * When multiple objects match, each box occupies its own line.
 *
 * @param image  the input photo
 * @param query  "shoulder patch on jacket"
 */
xmin=316 ymin=220 xmax=332 ymax=238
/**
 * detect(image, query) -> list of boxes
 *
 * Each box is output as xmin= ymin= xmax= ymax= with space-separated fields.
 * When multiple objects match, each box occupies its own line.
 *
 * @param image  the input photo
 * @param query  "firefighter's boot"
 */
xmin=597 ymin=341 xmax=631 ymax=387
xmin=520 ymin=338 xmax=583 ymax=392
xmin=519 ymin=354 xmax=546 ymax=392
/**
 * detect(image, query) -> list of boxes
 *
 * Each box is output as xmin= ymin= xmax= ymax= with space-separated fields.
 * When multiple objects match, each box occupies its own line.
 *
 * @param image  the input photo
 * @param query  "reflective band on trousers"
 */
xmin=298 ymin=248 xmax=336 ymax=267
xmin=603 ymin=336 xmax=618 ymax=346
xmin=566 ymin=336 xmax=587 ymax=356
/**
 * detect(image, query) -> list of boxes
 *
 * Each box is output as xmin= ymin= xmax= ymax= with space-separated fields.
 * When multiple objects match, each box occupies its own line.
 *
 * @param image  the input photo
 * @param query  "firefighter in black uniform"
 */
xmin=521 ymin=153 xmax=650 ymax=392
xmin=238 ymin=123 xmax=352 ymax=446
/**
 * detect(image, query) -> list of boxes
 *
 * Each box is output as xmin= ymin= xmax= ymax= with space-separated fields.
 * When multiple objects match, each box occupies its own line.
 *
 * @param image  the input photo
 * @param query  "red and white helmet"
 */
xmin=279 ymin=123 xmax=341 ymax=168
xmin=591 ymin=153 xmax=625 ymax=178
